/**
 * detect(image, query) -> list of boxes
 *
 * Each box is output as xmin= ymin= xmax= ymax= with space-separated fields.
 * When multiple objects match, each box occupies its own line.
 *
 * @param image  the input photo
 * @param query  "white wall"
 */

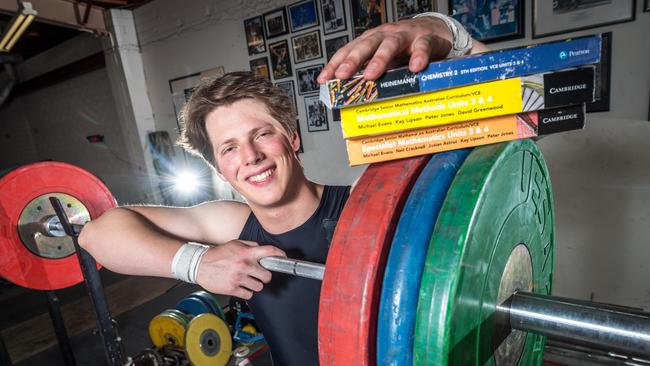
xmin=131 ymin=0 xmax=650 ymax=309
xmin=486 ymin=2 xmax=650 ymax=309
xmin=0 ymin=66 xmax=145 ymax=204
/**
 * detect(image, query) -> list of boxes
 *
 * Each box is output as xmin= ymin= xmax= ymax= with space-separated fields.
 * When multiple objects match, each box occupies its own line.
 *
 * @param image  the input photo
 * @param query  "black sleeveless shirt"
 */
xmin=238 ymin=185 xmax=351 ymax=366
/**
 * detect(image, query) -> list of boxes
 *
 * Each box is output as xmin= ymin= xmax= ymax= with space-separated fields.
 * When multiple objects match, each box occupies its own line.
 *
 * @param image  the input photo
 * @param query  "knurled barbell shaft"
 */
xmin=259 ymin=256 xmax=650 ymax=358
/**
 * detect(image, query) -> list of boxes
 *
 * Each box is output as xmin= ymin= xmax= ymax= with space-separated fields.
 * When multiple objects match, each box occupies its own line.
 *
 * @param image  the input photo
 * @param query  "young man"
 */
xmin=79 ymin=14 xmax=487 ymax=366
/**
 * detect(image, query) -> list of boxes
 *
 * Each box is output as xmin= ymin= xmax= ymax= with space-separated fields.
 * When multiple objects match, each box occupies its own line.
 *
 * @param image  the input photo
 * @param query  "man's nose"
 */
xmin=242 ymin=143 xmax=263 ymax=165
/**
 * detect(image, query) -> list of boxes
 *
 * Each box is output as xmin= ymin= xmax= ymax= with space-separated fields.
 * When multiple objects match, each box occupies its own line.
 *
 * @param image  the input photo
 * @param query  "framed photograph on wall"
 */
xmin=351 ymin=0 xmax=386 ymax=38
xmin=249 ymin=57 xmax=270 ymax=79
xmin=533 ymin=0 xmax=635 ymax=38
xmin=291 ymin=30 xmax=322 ymax=63
xmin=269 ymin=40 xmax=293 ymax=80
xmin=449 ymin=0 xmax=523 ymax=43
xmin=394 ymin=0 xmax=436 ymax=21
xmin=325 ymin=35 xmax=349 ymax=61
xmin=296 ymin=64 xmax=324 ymax=95
xmin=586 ymin=32 xmax=611 ymax=113
xmin=288 ymin=0 xmax=320 ymax=33
xmin=276 ymin=80 xmax=298 ymax=111
xmin=263 ymin=7 xmax=289 ymax=38
xmin=244 ymin=16 xmax=266 ymax=55
xmin=304 ymin=94 xmax=329 ymax=132
xmin=322 ymin=0 xmax=347 ymax=34
xmin=169 ymin=67 xmax=225 ymax=131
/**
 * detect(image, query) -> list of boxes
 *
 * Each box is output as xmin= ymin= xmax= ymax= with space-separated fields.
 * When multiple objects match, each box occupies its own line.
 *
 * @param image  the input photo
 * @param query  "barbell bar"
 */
xmin=258 ymin=255 xmax=650 ymax=358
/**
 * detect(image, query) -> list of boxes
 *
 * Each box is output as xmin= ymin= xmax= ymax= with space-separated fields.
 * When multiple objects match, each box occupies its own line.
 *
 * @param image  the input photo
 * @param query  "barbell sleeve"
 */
xmin=500 ymin=291 xmax=650 ymax=358
xmin=259 ymin=256 xmax=325 ymax=281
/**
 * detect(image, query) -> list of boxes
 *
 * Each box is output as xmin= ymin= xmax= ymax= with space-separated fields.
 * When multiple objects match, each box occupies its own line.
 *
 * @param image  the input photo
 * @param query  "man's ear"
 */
xmin=290 ymin=128 xmax=301 ymax=153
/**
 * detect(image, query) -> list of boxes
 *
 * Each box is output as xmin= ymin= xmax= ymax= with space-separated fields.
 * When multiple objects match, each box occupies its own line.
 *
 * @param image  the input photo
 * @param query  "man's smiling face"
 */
xmin=206 ymin=98 xmax=301 ymax=208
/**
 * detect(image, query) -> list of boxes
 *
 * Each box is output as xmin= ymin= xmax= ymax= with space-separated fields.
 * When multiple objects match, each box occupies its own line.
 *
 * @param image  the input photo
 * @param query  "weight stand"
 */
xmin=50 ymin=197 xmax=126 ymax=366
xmin=45 ymin=290 xmax=77 ymax=366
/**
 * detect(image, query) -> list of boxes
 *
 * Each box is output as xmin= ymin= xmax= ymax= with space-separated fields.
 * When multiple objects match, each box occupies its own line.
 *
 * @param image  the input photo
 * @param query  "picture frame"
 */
xmin=321 ymin=0 xmax=347 ymax=35
xmin=325 ymin=35 xmax=349 ymax=61
xmin=291 ymin=30 xmax=322 ymax=63
xmin=532 ymin=0 xmax=635 ymax=39
xmin=449 ymin=0 xmax=523 ymax=43
xmin=244 ymin=16 xmax=266 ymax=55
xmin=350 ymin=0 xmax=386 ymax=38
xmin=249 ymin=57 xmax=270 ymax=79
xmin=276 ymin=80 xmax=298 ymax=111
xmin=268 ymin=40 xmax=293 ymax=80
xmin=304 ymin=94 xmax=329 ymax=132
xmin=393 ymin=0 xmax=436 ymax=21
xmin=263 ymin=7 xmax=289 ymax=38
xmin=288 ymin=0 xmax=320 ymax=33
xmin=586 ymin=32 xmax=611 ymax=113
xmin=169 ymin=67 xmax=225 ymax=131
xmin=296 ymin=64 xmax=324 ymax=95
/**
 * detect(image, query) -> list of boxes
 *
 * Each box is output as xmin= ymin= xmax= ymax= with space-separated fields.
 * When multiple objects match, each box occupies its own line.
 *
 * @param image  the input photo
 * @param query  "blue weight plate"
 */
xmin=192 ymin=290 xmax=225 ymax=320
xmin=377 ymin=149 xmax=471 ymax=366
xmin=176 ymin=294 xmax=213 ymax=317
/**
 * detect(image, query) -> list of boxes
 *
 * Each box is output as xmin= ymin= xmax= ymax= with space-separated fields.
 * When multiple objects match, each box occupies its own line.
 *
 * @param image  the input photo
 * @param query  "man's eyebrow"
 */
xmin=217 ymin=127 xmax=267 ymax=148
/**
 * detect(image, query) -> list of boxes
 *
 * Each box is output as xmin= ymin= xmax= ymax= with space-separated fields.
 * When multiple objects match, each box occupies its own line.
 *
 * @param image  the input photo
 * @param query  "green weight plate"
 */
xmin=414 ymin=139 xmax=554 ymax=366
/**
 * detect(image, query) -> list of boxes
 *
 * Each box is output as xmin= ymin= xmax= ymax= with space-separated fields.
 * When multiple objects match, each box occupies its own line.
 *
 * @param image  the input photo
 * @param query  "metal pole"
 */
xmin=49 ymin=197 xmax=126 ymax=366
xmin=502 ymin=291 xmax=650 ymax=358
xmin=45 ymin=291 xmax=77 ymax=366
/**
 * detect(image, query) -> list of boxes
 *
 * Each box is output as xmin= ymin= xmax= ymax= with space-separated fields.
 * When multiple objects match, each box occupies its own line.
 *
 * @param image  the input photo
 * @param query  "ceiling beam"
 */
xmin=0 ymin=0 xmax=107 ymax=34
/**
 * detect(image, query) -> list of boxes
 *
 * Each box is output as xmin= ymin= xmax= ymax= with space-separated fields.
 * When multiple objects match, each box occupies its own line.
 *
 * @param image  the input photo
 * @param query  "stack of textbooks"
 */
xmin=319 ymin=35 xmax=602 ymax=166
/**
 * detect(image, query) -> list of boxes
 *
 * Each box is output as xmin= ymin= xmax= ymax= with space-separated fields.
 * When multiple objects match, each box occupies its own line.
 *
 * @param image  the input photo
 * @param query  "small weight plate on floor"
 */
xmin=185 ymin=313 xmax=232 ymax=366
xmin=414 ymin=139 xmax=554 ymax=365
xmin=192 ymin=291 xmax=226 ymax=320
xmin=0 ymin=162 xmax=116 ymax=290
xmin=319 ymin=156 xmax=429 ymax=366
xmin=149 ymin=309 xmax=191 ymax=349
xmin=176 ymin=294 xmax=214 ymax=318
xmin=377 ymin=149 xmax=471 ymax=366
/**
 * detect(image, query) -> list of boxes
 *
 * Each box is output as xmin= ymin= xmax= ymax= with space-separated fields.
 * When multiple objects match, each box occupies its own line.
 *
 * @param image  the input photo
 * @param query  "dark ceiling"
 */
xmin=1 ymin=0 xmax=152 ymax=61
xmin=0 ymin=13 xmax=81 ymax=59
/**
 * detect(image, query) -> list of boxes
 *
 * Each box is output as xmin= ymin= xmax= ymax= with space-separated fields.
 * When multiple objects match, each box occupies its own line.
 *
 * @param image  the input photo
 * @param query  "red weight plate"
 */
xmin=319 ymin=156 xmax=429 ymax=366
xmin=0 ymin=162 xmax=116 ymax=290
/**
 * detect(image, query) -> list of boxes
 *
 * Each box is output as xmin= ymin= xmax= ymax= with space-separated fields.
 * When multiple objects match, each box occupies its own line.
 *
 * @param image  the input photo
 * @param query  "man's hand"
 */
xmin=317 ymin=16 xmax=453 ymax=83
xmin=196 ymin=240 xmax=286 ymax=299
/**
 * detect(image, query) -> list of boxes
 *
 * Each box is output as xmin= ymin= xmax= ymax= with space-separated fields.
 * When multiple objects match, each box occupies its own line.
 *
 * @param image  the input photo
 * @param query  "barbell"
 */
xmin=2 ymin=140 xmax=649 ymax=365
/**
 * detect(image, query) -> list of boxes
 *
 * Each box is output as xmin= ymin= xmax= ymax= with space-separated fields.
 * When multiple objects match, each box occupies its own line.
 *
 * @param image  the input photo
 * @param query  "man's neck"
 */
xmin=250 ymin=179 xmax=324 ymax=235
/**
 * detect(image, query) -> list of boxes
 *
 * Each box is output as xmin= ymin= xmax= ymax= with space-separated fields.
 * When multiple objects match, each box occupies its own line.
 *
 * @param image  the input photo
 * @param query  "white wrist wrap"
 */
xmin=171 ymin=242 xmax=210 ymax=283
xmin=413 ymin=12 xmax=473 ymax=58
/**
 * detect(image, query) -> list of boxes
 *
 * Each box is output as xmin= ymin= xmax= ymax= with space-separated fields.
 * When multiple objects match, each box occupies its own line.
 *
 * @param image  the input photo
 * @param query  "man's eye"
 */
xmin=257 ymin=130 xmax=272 ymax=138
xmin=222 ymin=146 xmax=235 ymax=155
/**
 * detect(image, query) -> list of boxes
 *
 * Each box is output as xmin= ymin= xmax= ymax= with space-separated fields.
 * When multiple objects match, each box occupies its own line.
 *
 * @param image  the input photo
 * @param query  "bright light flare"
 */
xmin=172 ymin=170 xmax=200 ymax=194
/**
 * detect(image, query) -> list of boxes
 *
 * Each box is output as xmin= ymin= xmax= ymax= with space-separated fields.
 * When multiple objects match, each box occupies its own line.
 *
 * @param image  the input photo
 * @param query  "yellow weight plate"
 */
xmin=148 ymin=309 xmax=190 ymax=349
xmin=185 ymin=313 xmax=232 ymax=366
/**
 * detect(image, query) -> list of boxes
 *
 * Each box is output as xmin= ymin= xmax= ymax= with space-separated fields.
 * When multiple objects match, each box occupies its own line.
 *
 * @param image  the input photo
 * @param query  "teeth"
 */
xmin=250 ymin=169 xmax=273 ymax=182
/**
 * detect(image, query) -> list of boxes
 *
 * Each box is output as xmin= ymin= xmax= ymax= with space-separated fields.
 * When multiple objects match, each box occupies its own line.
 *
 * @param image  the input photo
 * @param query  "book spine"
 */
xmin=345 ymin=105 xmax=586 ymax=166
xmin=340 ymin=67 xmax=594 ymax=139
xmin=323 ymin=35 xmax=601 ymax=108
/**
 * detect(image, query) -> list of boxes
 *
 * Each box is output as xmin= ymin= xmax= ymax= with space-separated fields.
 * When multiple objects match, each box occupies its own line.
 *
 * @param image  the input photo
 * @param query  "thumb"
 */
xmin=253 ymin=245 xmax=287 ymax=260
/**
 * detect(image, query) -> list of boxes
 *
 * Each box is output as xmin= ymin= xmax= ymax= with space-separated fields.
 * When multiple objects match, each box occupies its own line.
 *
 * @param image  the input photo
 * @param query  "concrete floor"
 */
xmin=0 ymin=271 xmax=272 ymax=366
